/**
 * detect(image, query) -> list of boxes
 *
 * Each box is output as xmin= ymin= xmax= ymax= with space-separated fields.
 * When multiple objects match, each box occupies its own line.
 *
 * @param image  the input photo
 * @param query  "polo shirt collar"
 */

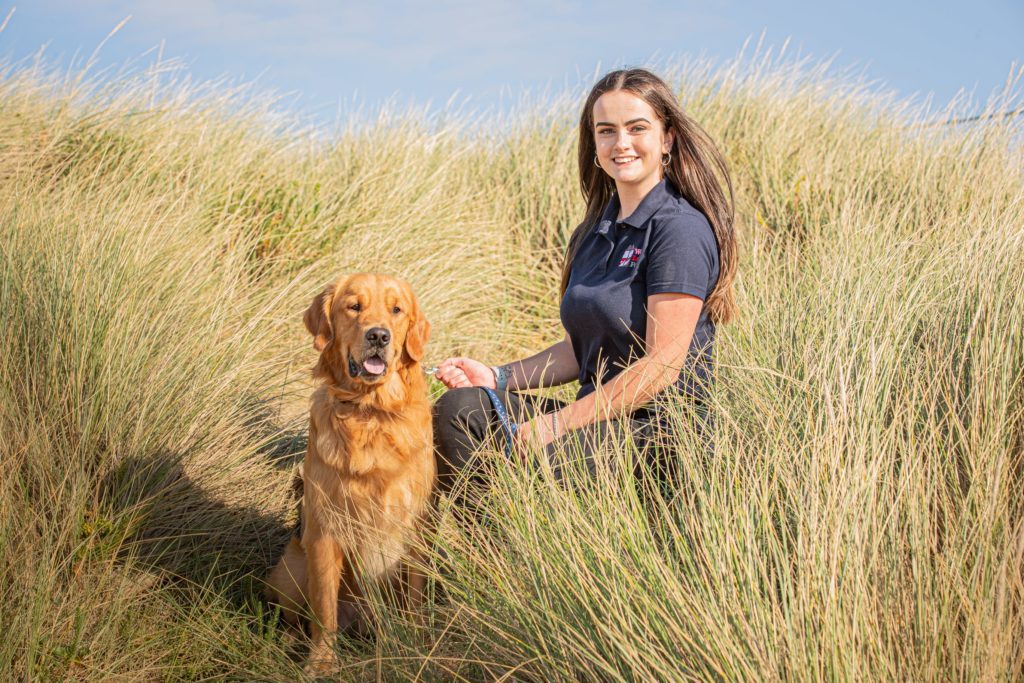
xmin=593 ymin=179 xmax=671 ymax=242
xmin=594 ymin=178 xmax=672 ymax=240
xmin=619 ymin=177 xmax=671 ymax=229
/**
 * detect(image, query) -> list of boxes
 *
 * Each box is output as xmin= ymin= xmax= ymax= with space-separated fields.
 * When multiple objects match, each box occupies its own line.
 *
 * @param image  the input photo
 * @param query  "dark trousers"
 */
xmin=432 ymin=387 xmax=711 ymax=502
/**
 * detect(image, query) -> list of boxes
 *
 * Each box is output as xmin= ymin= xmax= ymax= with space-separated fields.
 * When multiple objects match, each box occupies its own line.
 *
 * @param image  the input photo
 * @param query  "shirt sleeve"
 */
xmin=645 ymin=210 xmax=719 ymax=300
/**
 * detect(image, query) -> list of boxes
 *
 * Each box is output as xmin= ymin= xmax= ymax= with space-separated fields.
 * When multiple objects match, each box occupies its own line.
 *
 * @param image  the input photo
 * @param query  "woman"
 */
xmin=433 ymin=68 xmax=737 ymax=494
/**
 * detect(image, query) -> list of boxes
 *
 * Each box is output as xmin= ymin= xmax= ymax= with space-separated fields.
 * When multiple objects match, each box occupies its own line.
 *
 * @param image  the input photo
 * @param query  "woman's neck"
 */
xmin=615 ymin=173 xmax=663 ymax=221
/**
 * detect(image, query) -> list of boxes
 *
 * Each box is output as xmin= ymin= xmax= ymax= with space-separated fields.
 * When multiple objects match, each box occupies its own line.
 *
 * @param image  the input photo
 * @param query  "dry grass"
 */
xmin=1 ymin=44 xmax=1022 ymax=681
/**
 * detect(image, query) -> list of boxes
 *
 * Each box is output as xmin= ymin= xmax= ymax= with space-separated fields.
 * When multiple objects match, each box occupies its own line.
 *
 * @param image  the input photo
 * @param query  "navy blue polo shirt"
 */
xmin=560 ymin=178 xmax=720 ymax=403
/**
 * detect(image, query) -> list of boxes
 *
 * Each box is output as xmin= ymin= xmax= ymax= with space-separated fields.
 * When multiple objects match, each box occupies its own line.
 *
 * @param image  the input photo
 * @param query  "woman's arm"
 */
xmin=434 ymin=334 xmax=579 ymax=390
xmin=502 ymin=335 xmax=579 ymax=389
xmin=516 ymin=293 xmax=703 ymax=447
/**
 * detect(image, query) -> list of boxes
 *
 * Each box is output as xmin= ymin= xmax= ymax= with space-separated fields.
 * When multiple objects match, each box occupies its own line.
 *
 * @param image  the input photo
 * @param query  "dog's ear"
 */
xmin=303 ymin=282 xmax=338 ymax=352
xmin=403 ymin=294 xmax=430 ymax=363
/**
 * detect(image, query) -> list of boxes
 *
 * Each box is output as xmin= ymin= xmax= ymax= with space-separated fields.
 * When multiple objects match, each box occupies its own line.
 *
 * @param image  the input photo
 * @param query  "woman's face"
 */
xmin=592 ymin=90 xmax=674 ymax=196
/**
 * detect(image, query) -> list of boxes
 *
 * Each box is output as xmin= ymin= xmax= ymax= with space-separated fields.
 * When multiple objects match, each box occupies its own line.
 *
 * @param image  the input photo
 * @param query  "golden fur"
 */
xmin=265 ymin=273 xmax=433 ymax=674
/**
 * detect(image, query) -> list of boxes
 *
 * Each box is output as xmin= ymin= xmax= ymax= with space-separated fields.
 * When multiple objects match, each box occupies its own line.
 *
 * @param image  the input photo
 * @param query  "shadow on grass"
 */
xmin=242 ymin=393 xmax=309 ymax=472
xmin=94 ymin=432 xmax=408 ymax=670
xmin=93 ymin=445 xmax=322 ymax=674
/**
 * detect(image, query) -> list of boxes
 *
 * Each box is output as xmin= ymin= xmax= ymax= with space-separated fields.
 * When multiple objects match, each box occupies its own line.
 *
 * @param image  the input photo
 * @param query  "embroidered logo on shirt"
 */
xmin=618 ymin=246 xmax=642 ymax=268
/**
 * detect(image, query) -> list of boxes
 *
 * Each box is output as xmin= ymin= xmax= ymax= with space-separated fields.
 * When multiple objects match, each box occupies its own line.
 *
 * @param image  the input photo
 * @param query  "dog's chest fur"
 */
xmin=304 ymin=387 xmax=433 ymax=578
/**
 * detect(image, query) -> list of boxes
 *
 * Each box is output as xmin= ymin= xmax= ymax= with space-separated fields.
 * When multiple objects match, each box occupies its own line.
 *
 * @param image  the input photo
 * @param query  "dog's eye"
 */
xmin=348 ymin=303 xmax=361 ymax=312
xmin=392 ymin=306 xmax=402 ymax=315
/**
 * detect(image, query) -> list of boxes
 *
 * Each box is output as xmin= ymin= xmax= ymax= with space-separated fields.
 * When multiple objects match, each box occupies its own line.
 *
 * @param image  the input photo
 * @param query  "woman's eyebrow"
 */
xmin=595 ymin=117 xmax=652 ymax=127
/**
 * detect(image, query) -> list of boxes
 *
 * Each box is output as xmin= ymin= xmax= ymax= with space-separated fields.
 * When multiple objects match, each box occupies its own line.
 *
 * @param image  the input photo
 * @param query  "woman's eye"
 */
xmin=392 ymin=306 xmax=402 ymax=314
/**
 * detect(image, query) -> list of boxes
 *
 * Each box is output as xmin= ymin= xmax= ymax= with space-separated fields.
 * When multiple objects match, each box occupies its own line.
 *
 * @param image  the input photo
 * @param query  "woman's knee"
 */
xmin=432 ymin=387 xmax=492 ymax=483
xmin=433 ymin=386 xmax=489 ymax=426
xmin=432 ymin=387 xmax=494 ymax=450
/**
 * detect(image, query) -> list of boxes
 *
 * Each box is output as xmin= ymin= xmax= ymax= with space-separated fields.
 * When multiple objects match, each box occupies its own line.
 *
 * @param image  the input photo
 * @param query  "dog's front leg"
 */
xmin=405 ymin=547 xmax=427 ymax=612
xmin=305 ymin=528 xmax=343 ymax=675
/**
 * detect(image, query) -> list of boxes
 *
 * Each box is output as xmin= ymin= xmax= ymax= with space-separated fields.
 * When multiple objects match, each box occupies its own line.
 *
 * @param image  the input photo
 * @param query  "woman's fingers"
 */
xmin=436 ymin=363 xmax=470 ymax=389
xmin=433 ymin=359 xmax=453 ymax=377
xmin=510 ymin=422 xmax=533 ymax=462
xmin=435 ymin=357 xmax=500 ymax=390
xmin=435 ymin=357 xmax=488 ymax=389
xmin=435 ymin=358 xmax=464 ymax=383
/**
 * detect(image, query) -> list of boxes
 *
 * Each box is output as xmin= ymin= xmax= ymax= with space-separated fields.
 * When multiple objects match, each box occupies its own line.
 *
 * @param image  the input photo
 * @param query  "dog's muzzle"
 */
xmin=349 ymin=328 xmax=391 ymax=379
xmin=348 ymin=353 xmax=388 ymax=378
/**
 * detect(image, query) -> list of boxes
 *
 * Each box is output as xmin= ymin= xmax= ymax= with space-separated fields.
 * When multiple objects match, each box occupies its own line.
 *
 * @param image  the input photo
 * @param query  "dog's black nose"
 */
xmin=365 ymin=327 xmax=390 ymax=346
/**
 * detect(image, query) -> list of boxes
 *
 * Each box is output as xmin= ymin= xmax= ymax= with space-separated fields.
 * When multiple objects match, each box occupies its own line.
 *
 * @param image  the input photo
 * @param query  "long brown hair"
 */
xmin=561 ymin=68 xmax=738 ymax=324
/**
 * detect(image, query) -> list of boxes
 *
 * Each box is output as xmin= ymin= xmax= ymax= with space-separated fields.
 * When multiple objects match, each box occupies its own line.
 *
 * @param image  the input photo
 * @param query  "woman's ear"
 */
xmin=663 ymin=126 xmax=675 ymax=155
xmin=303 ymin=281 xmax=339 ymax=352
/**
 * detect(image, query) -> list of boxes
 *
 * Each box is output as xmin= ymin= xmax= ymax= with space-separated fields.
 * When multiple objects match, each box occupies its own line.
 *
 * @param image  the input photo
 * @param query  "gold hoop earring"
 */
xmin=593 ymin=154 xmax=601 ymax=168
xmin=661 ymin=152 xmax=671 ymax=167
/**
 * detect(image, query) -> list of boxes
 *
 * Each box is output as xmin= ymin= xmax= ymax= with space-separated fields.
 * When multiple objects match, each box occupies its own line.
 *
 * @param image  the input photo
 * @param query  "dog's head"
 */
xmin=303 ymin=273 xmax=430 ymax=388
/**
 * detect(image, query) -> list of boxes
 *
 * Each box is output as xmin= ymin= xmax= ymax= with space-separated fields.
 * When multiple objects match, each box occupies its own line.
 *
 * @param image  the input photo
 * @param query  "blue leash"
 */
xmin=481 ymin=387 xmax=518 ymax=459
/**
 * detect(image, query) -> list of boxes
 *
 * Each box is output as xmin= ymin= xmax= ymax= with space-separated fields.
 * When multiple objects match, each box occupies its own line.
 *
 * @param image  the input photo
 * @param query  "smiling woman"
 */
xmin=432 ymin=67 xmax=738 ymax=499
xmin=593 ymin=90 xmax=675 ymax=198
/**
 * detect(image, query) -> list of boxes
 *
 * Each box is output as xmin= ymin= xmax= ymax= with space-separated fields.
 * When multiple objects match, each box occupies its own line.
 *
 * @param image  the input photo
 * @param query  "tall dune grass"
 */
xmin=1 ymin=45 xmax=1022 ymax=680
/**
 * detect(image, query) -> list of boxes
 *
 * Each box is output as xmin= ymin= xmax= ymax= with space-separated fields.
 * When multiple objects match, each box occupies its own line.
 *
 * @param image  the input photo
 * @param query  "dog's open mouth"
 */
xmin=349 ymin=352 xmax=388 ymax=379
xmin=362 ymin=354 xmax=386 ymax=375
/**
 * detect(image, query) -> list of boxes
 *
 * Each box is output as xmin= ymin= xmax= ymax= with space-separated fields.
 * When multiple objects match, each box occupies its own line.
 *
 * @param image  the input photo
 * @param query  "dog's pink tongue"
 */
xmin=363 ymin=357 xmax=386 ymax=375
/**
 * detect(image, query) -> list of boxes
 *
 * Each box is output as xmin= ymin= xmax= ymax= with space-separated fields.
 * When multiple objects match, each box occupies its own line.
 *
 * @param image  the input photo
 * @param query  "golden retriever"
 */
xmin=265 ymin=273 xmax=433 ymax=674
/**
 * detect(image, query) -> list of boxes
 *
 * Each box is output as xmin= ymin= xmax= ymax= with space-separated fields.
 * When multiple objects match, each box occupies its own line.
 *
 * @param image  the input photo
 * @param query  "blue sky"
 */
xmin=2 ymin=1 xmax=1021 ymax=125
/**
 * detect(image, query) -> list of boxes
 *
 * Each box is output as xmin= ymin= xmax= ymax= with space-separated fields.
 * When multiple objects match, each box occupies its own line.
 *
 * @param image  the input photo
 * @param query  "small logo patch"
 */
xmin=618 ymin=246 xmax=642 ymax=268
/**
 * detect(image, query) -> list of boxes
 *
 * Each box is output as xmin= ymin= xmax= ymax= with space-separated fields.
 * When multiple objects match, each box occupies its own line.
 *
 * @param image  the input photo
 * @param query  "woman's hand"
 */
xmin=512 ymin=414 xmax=558 ymax=459
xmin=434 ymin=357 xmax=495 ymax=389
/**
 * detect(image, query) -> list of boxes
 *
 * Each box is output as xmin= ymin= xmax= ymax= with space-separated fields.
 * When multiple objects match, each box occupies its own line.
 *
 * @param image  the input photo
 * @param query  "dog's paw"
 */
xmin=303 ymin=659 xmax=337 ymax=680
xmin=304 ymin=644 xmax=339 ymax=680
